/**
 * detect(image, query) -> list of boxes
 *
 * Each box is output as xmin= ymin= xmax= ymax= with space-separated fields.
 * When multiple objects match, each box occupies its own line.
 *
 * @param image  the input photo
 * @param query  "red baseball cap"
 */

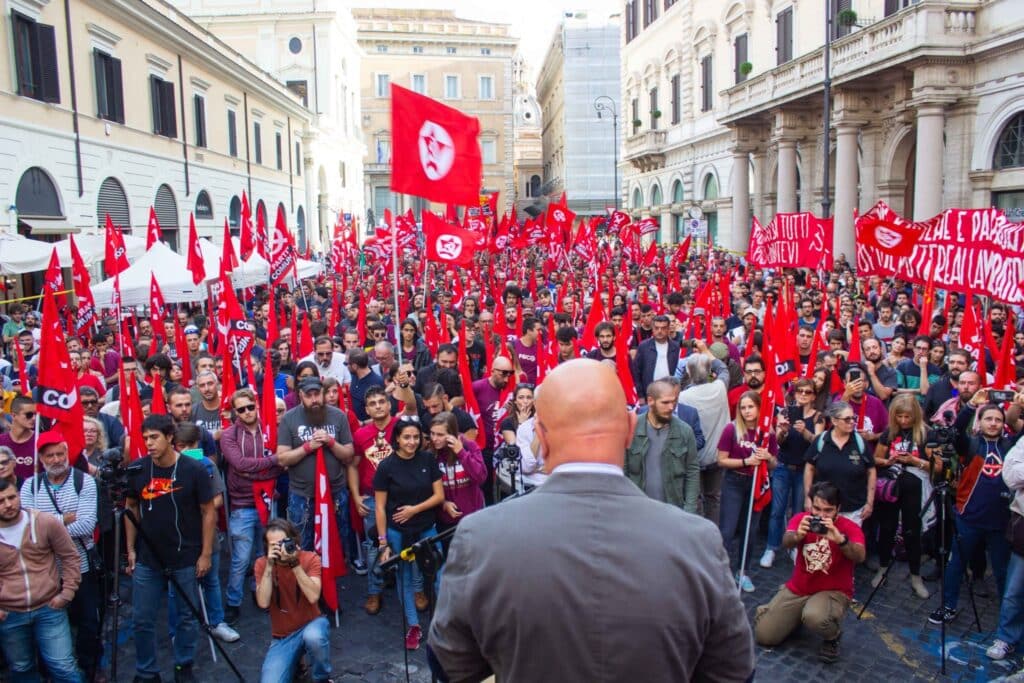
xmin=36 ymin=429 xmax=66 ymax=451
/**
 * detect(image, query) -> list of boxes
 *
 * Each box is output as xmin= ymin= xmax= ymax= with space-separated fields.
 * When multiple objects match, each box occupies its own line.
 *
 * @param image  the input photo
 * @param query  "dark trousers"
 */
xmin=481 ymin=448 xmax=495 ymax=505
xmin=68 ymin=568 xmax=102 ymax=678
xmin=719 ymin=471 xmax=760 ymax=574
xmin=876 ymin=472 xmax=924 ymax=574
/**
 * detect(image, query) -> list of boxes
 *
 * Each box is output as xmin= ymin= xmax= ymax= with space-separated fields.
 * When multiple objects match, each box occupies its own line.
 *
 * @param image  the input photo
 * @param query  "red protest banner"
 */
xmin=855 ymin=201 xmax=1024 ymax=305
xmin=747 ymin=213 xmax=833 ymax=269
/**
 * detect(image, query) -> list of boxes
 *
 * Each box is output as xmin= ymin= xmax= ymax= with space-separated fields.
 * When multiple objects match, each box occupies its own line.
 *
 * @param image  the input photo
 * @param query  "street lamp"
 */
xmin=594 ymin=95 xmax=619 ymax=210
xmin=821 ymin=1 xmax=833 ymax=218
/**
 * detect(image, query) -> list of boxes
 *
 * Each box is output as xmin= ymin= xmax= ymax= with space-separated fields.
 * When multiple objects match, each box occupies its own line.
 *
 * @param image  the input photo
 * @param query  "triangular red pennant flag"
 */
xmin=221 ymin=218 xmax=239 ymax=272
xmin=239 ymin=192 xmax=255 ymax=260
xmin=146 ymin=206 xmax=162 ymax=249
xmin=149 ymin=274 xmax=166 ymax=347
xmin=186 ymin=213 xmax=206 ymax=285
xmin=104 ymin=214 xmax=130 ymax=277
xmin=174 ymin=316 xmax=193 ymax=388
xmin=150 ymin=374 xmax=166 ymax=415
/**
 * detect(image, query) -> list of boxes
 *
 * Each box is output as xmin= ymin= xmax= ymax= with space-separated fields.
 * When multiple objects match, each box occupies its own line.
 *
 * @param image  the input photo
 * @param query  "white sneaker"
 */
xmin=987 ymin=639 xmax=1012 ymax=660
xmin=211 ymin=622 xmax=240 ymax=643
xmin=759 ymin=549 xmax=775 ymax=568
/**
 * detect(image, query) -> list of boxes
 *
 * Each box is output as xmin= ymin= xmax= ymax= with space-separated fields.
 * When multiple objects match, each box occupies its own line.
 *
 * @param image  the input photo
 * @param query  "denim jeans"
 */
xmin=767 ymin=466 xmax=804 ymax=550
xmin=259 ymin=616 xmax=331 ymax=683
xmin=288 ymin=490 xmax=355 ymax=558
xmin=132 ymin=562 xmax=201 ymax=676
xmin=997 ymin=552 xmax=1024 ymax=645
xmin=943 ymin=514 xmax=1010 ymax=610
xmin=168 ymin=545 xmax=224 ymax=628
xmin=227 ymin=507 xmax=265 ymax=607
xmin=0 ymin=605 xmax=81 ymax=682
xmin=361 ymin=496 xmax=383 ymax=596
xmin=718 ymin=471 xmax=760 ymax=574
xmin=387 ymin=526 xmax=436 ymax=628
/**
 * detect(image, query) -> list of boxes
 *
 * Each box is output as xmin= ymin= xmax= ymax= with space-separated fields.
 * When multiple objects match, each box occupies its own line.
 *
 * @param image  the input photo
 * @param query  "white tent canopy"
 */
xmin=0 ymin=231 xmax=146 ymax=275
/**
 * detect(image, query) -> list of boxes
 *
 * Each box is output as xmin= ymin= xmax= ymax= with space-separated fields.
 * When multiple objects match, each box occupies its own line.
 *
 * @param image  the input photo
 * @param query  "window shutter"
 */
xmin=150 ymin=76 xmax=162 ymax=134
xmin=110 ymin=57 xmax=124 ymax=123
xmin=94 ymin=50 xmax=108 ymax=119
xmin=38 ymin=23 xmax=60 ymax=103
xmin=162 ymin=80 xmax=176 ymax=138
xmin=194 ymin=95 xmax=206 ymax=147
xmin=12 ymin=13 xmax=33 ymax=96
xmin=884 ymin=0 xmax=900 ymax=16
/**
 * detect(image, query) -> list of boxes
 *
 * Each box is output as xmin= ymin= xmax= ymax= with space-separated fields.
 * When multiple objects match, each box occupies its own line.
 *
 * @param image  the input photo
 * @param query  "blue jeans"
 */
xmin=718 ymin=471 xmax=760 ymax=573
xmin=943 ymin=514 xmax=1010 ymax=610
xmin=227 ymin=507 xmax=265 ymax=607
xmin=996 ymin=551 xmax=1024 ymax=645
xmin=361 ymin=496 xmax=383 ymax=596
xmin=288 ymin=490 xmax=355 ymax=558
xmin=168 ymin=544 xmax=224 ymax=628
xmin=767 ymin=466 xmax=804 ymax=550
xmin=132 ymin=562 xmax=201 ymax=676
xmin=387 ymin=526 xmax=436 ymax=628
xmin=260 ymin=616 xmax=331 ymax=683
xmin=0 ymin=605 xmax=81 ymax=682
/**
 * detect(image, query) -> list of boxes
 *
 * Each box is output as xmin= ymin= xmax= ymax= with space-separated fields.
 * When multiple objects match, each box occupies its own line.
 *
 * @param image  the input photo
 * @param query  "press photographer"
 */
xmin=754 ymin=481 xmax=866 ymax=663
xmin=254 ymin=519 xmax=332 ymax=683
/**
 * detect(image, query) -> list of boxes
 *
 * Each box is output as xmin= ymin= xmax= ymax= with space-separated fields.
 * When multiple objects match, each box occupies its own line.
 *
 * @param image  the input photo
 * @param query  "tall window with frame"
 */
xmin=227 ymin=110 xmax=238 ymax=157
xmin=832 ymin=0 xmax=852 ymax=38
xmin=275 ymin=132 xmax=283 ymax=170
xmin=375 ymin=73 xmax=390 ymax=98
xmin=631 ymin=97 xmax=639 ymax=132
xmin=776 ymin=8 xmax=793 ymax=65
xmin=11 ymin=11 xmax=60 ymax=103
xmin=479 ymin=75 xmax=494 ymax=100
xmin=445 ymin=75 xmax=460 ymax=100
xmin=625 ymin=1 xmax=636 ymax=42
xmin=253 ymin=122 xmax=262 ymax=165
xmin=700 ymin=54 xmax=713 ymax=113
xmin=734 ymin=33 xmax=749 ymax=84
xmin=94 ymin=50 xmax=124 ymax=123
xmin=193 ymin=95 xmax=206 ymax=148
xmin=670 ymin=74 xmax=680 ymax=124
xmin=411 ymin=73 xmax=426 ymax=95
xmin=649 ymin=87 xmax=659 ymax=130
xmin=150 ymin=75 xmax=176 ymax=138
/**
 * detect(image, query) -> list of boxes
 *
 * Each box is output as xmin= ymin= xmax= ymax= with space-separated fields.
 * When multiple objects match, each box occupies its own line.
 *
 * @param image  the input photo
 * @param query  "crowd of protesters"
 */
xmin=0 ymin=234 xmax=1024 ymax=680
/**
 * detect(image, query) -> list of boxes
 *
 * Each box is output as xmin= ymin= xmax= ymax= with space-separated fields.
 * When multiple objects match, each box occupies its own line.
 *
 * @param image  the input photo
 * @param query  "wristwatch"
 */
xmin=838 ymin=534 xmax=849 ymax=547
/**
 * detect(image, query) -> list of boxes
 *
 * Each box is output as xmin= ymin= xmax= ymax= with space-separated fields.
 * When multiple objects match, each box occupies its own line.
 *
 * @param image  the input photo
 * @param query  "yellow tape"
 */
xmin=1 ymin=288 xmax=74 ymax=305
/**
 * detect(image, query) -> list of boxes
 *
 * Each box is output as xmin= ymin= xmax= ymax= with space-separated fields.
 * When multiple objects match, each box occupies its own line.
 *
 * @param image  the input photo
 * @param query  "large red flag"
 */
xmin=120 ymin=363 xmax=147 ymax=461
xmin=458 ymin=321 xmax=486 ymax=449
xmin=37 ymin=291 xmax=85 ymax=465
xmin=239 ymin=192 xmax=255 ymax=261
xmin=423 ymin=212 xmax=478 ymax=266
xmin=186 ymin=213 xmax=205 ymax=285
xmin=959 ymin=290 xmax=985 ymax=375
xmin=390 ymin=84 xmax=481 ymax=206
xmin=146 ymin=206 xmax=162 ymax=249
xmin=221 ymin=218 xmax=238 ymax=272
xmin=314 ymin=449 xmax=346 ymax=612
xmin=149 ymin=274 xmax=165 ymax=345
xmin=69 ymin=236 xmax=96 ymax=336
xmin=104 ymin=214 xmax=130 ymax=276
xmin=269 ymin=205 xmax=296 ymax=285
xmin=993 ymin=313 xmax=1016 ymax=390
xmin=174 ymin=316 xmax=193 ymax=388
xmin=42 ymin=248 xmax=64 ymax=306
xmin=614 ymin=304 xmax=638 ymax=405
xmin=261 ymin=286 xmax=279 ymax=448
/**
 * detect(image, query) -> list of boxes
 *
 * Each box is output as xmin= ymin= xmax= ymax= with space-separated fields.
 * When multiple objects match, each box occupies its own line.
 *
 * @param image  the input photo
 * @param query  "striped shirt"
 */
xmin=21 ymin=472 xmax=98 ymax=574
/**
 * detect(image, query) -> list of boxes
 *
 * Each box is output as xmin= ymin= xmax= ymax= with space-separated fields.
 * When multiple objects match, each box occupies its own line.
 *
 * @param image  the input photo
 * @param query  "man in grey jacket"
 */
xmin=429 ymin=358 xmax=754 ymax=682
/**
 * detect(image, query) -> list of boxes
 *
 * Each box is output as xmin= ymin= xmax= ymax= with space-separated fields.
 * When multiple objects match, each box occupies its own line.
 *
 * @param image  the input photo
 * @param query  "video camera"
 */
xmin=96 ymin=447 xmax=141 ymax=508
xmin=494 ymin=442 xmax=521 ymax=463
xmin=926 ymin=410 xmax=958 ymax=473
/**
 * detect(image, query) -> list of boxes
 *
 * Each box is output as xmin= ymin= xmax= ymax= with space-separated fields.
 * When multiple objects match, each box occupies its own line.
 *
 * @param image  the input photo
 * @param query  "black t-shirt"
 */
xmin=418 ymin=407 xmax=477 ymax=435
xmin=805 ymin=432 xmax=876 ymax=510
xmin=127 ymin=454 xmax=216 ymax=570
xmin=373 ymin=451 xmax=441 ymax=535
xmin=877 ymin=428 xmax=937 ymax=476
xmin=778 ymin=406 xmax=822 ymax=467
xmin=466 ymin=339 xmax=486 ymax=380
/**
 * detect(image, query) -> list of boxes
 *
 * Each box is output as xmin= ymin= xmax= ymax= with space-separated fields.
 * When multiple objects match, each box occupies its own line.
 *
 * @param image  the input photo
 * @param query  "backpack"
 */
xmin=33 ymin=467 xmax=86 ymax=496
xmin=813 ymin=431 xmax=866 ymax=457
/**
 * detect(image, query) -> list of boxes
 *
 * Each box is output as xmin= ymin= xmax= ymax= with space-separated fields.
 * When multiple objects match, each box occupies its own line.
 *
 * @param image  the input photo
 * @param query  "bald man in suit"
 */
xmin=429 ymin=358 xmax=754 ymax=682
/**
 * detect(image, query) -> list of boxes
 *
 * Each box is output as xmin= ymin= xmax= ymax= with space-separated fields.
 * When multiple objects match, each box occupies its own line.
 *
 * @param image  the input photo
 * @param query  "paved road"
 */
xmin=107 ymin=536 xmax=1022 ymax=682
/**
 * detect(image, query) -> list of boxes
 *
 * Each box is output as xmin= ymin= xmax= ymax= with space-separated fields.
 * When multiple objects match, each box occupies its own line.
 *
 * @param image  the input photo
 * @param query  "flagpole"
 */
xmin=738 ymin=466 xmax=758 ymax=587
xmin=392 ymin=206 xmax=403 ymax=365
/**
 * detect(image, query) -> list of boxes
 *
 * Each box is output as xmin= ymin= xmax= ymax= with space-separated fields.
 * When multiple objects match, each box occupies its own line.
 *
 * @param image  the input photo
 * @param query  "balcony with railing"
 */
xmin=719 ymin=1 xmax=983 ymax=124
xmin=624 ymin=130 xmax=667 ymax=172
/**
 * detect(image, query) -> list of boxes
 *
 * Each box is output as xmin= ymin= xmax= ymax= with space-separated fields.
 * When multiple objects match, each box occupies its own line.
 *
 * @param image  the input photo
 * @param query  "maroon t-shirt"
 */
xmin=511 ymin=338 xmax=538 ymax=384
xmin=716 ymin=423 xmax=778 ymax=476
xmin=0 ymin=433 xmax=36 ymax=481
xmin=471 ymin=378 xmax=503 ymax=450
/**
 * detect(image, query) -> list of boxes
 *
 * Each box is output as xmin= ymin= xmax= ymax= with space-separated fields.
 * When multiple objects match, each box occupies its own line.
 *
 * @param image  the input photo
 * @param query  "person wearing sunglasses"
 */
xmin=0 ymin=446 xmax=20 ymax=490
xmin=471 ymin=357 xmax=515 ymax=504
xmin=0 ymin=396 xmax=36 ymax=482
xmin=804 ymin=401 xmax=877 ymax=528
xmin=221 ymin=388 xmax=284 ymax=628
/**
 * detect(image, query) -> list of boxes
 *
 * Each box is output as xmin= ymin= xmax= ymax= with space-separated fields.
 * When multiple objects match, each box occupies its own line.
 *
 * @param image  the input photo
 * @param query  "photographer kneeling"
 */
xmin=255 ymin=519 xmax=332 ymax=683
xmin=754 ymin=481 xmax=866 ymax=664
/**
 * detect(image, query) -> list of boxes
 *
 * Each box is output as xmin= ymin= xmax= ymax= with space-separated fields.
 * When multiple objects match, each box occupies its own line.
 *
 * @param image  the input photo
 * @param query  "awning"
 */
xmin=18 ymin=217 xmax=77 ymax=235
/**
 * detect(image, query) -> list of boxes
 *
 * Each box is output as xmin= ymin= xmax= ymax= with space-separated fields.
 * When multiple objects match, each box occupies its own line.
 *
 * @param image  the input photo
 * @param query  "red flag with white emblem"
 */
xmin=104 ymin=214 xmax=130 ymax=277
xmin=423 ymin=211 xmax=478 ymax=266
xmin=146 ymin=206 xmax=162 ymax=249
xmin=42 ymin=248 xmax=64 ymax=305
xmin=37 ymin=290 xmax=85 ymax=465
xmin=149 ymin=274 xmax=165 ymax=344
xmin=269 ymin=205 xmax=296 ymax=286
xmin=239 ymin=192 xmax=255 ymax=260
xmin=69 ymin=236 xmax=95 ymax=336
xmin=186 ymin=214 xmax=205 ymax=285
xmin=315 ymin=448 xmax=346 ymax=612
xmin=390 ymin=84 xmax=481 ymax=206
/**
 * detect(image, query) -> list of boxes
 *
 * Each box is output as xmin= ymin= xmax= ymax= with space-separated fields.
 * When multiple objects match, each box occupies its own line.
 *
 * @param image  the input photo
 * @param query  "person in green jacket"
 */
xmin=625 ymin=378 xmax=700 ymax=513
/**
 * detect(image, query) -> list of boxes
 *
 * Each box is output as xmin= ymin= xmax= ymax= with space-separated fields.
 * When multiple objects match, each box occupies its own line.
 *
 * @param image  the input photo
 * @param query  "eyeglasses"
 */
xmin=81 ymin=399 xmax=98 ymax=406
xmin=398 ymin=415 xmax=420 ymax=423
xmin=235 ymin=404 xmax=257 ymax=414
xmin=744 ymin=369 xmax=765 ymax=375
xmin=795 ymin=389 xmax=814 ymax=395
xmin=915 ymin=346 xmax=930 ymax=352
xmin=834 ymin=416 xmax=857 ymax=423
xmin=19 ymin=411 xmax=36 ymax=419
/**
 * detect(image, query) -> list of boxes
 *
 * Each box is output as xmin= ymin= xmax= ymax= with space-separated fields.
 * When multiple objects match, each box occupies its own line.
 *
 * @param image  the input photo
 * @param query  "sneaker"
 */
xmin=819 ymin=637 xmax=840 ymax=663
xmin=870 ymin=568 xmax=886 ymax=588
xmin=414 ymin=591 xmax=429 ymax=611
xmin=405 ymin=625 xmax=422 ymax=650
xmin=210 ymin=622 xmax=240 ymax=643
xmin=928 ymin=606 xmax=958 ymax=625
xmin=224 ymin=605 xmax=240 ymax=626
xmin=759 ymin=549 xmax=775 ymax=568
xmin=352 ymin=558 xmax=368 ymax=576
xmin=173 ymin=664 xmax=196 ymax=683
xmin=364 ymin=594 xmax=382 ymax=615
xmin=910 ymin=575 xmax=930 ymax=599
xmin=737 ymin=574 xmax=755 ymax=593
xmin=987 ymin=639 xmax=1013 ymax=660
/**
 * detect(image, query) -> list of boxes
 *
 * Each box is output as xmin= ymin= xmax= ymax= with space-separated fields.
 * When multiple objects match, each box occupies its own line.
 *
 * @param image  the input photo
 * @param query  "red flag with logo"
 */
xmin=221 ymin=218 xmax=238 ymax=272
xmin=239 ymin=192 xmax=255 ymax=260
xmin=423 ymin=211 xmax=478 ymax=266
xmin=42 ymin=247 xmax=64 ymax=304
xmin=959 ymin=290 xmax=985 ymax=373
xmin=856 ymin=212 xmax=922 ymax=259
xmin=390 ymin=84 xmax=481 ymax=206
xmin=269 ymin=205 xmax=296 ymax=285
xmin=314 ymin=448 xmax=346 ymax=612
xmin=37 ymin=290 xmax=84 ymax=465
xmin=104 ymin=214 xmax=130 ymax=277
xmin=185 ymin=214 xmax=205 ymax=285
xmin=69 ymin=236 xmax=96 ymax=336
xmin=150 ymin=274 xmax=165 ymax=344
xmin=146 ymin=206 xmax=162 ymax=250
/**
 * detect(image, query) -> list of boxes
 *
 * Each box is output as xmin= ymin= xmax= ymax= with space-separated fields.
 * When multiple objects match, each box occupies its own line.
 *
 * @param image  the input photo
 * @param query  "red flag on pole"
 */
xmin=314 ymin=448 xmax=346 ymax=613
xmin=104 ymin=214 xmax=130 ymax=277
xmin=69 ymin=236 xmax=96 ymax=336
xmin=149 ymin=274 xmax=165 ymax=346
xmin=146 ymin=206 xmax=162 ymax=249
xmin=239 ymin=192 xmax=255 ymax=261
xmin=37 ymin=290 xmax=85 ymax=465
xmin=174 ymin=316 xmax=193 ymax=388
xmin=42 ymin=247 xmax=65 ymax=307
xmin=389 ymin=84 xmax=482 ymax=206
xmin=186 ymin=213 xmax=206 ymax=285
xmin=458 ymin=321 xmax=487 ymax=449
xmin=221 ymin=218 xmax=238 ymax=272
xmin=422 ymin=212 xmax=478 ymax=267
xmin=269 ymin=205 xmax=296 ymax=286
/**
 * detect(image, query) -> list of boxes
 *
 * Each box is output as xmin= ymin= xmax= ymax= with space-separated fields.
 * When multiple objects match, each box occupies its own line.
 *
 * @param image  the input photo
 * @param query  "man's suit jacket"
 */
xmin=429 ymin=471 xmax=755 ymax=683
xmin=632 ymin=337 xmax=681 ymax=399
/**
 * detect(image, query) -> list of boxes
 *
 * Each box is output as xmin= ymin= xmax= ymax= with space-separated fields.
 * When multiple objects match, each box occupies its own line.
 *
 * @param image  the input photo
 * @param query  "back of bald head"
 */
xmin=535 ymin=358 xmax=635 ymax=469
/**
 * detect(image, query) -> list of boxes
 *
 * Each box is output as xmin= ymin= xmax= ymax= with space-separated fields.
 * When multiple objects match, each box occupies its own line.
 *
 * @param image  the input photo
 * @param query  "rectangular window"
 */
xmin=649 ymin=87 xmax=659 ymax=129
xmin=734 ymin=33 xmax=749 ymax=84
xmin=253 ymin=122 xmax=262 ymax=165
xmin=670 ymin=74 xmax=680 ymax=124
xmin=411 ymin=73 xmax=426 ymax=95
xmin=445 ymin=75 xmax=460 ymax=99
xmin=777 ymin=8 xmax=793 ymax=65
xmin=479 ymin=75 xmax=494 ymax=100
xmin=227 ymin=109 xmax=238 ymax=157
xmin=149 ymin=75 xmax=177 ymax=137
xmin=376 ymin=45 xmax=387 ymax=53
xmin=275 ymin=132 xmax=283 ymax=170
xmin=832 ymin=0 xmax=852 ymax=38
xmin=446 ymin=47 xmax=457 ymax=55
xmin=700 ymin=54 xmax=713 ymax=112
xmin=11 ymin=11 xmax=60 ymax=103
xmin=193 ymin=95 xmax=206 ymax=148
xmin=481 ymin=139 xmax=497 ymax=164
xmin=625 ymin=1 xmax=636 ymax=42
xmin=481 ymin=48 xmax=491 ymax=56
xmin=631 ymin=98 xmax=639 ymax=130
xmin=664 ymin=0 xmax=676 ymax=8
xmin=295 ymin=141 xmax=301 ymax=175
xmin=642 ymin=0 xmax=657 ymax=27
xmin=375 ymin=73 xmax=389 ymax=98
xmin=412 ymin=45 xmax=423 ymax=54
xmin=93 ymin=49 xmax=124 ymax=123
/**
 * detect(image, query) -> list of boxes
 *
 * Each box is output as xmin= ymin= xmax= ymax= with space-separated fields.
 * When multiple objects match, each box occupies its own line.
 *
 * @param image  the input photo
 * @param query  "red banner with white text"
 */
xmin=747 ymin=213 xmax=833 ymax=269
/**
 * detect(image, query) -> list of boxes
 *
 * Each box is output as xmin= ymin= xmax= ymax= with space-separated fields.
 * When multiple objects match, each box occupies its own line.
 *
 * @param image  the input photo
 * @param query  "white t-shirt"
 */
xmin=653 ymin=341 xmax=670 ymax=381
xmin=0 ymin=511 xmax=28 ymax=550
xmin=301 ymin=351 xmax=351 ymax=385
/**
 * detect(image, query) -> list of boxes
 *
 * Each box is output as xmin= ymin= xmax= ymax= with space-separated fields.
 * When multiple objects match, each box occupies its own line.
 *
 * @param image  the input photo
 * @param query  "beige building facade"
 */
xmin=354 ymin=8 xmax=517 ymax=229
xmin=1 ymin=0 xmax=311 ymax=255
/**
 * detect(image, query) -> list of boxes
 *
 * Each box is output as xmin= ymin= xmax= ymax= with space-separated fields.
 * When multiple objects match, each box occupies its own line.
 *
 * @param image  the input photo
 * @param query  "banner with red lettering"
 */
xmin=747 ymin=213 xmax=833 ymax=269
xmin=855 ymin=201 xmax=1024 ymax=305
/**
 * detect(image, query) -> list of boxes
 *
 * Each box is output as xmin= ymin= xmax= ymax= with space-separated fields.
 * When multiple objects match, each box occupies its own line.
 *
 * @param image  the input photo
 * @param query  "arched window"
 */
xmin=296 ymin=207 xmax=307 ymax=254
xmin=228 ymin=196 xmax=241 ymax=232
xmin=195 ymin=190 xmax=214 ymax=220
xmin=528 ymin=175 xmax=541 ymax=198
xmin=672 ymin=179 xmax=684 ymax=203
xmin=16 ymin=167 xmax=62 ymax=217
xmin=154 ymin=184 xmax=178 ymax=251
xmin=632 ymin=188 xmax=643 ymax=209
xmin=96 ymin=177 xmax=129 ymax=229
xmin=994 ymin=113 xmax=1024 ymax=169
xmin=702 ymin=174 xmax=719 ymax=200
xmin=651 ymin=183 xmax=663 ymax=206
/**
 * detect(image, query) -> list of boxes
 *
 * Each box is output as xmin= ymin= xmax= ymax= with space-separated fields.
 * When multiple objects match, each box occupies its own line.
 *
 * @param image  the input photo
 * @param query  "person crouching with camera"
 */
xmin=255 ymin=519 xmax=332 ymax=683
xmin=754 ymin=481 xmax=866 ymax=664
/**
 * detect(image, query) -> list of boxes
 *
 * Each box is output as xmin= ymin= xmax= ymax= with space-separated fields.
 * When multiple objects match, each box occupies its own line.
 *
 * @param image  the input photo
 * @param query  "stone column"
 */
xmin=752 ymin=150 xmax=766 ymax=224
xmin=731 ymin=148 xmax=751 ymax=252
xmin=913 ymin=103 xmax=946 ymax=219
xmin=776 ymin=139 xmax=799 ymax=214
xmin=833 ymin=122 xmax=861 ymax=263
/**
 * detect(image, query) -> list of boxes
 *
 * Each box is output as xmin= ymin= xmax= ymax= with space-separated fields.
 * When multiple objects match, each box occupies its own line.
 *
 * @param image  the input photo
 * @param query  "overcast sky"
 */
xmin=364 ymin=0 xmax=622 ymax=80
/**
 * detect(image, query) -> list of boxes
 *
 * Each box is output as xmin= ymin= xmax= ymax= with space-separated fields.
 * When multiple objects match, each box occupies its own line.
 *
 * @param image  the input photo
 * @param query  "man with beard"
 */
xmin=710 ymin=316 xmax=741 ymax=364
xmin=796 ymin=327 xmax=815 ymax=368
xmin=728 ymin=355 xmax=766 ymax=416
xmin=21 ymin=430 xmax=100 ymax=681
xmin=191 ymin=371 xmax=223 ymax=438
xmin=472 ymin=356 xmax=515 ymax=504
xmin=632 ymin=315 xmax=681 ymax=402
xmin=509 ymin=318 xmax=541 ymax=384
xmin=277 ymin=377 xmax=356 ymax=554
xmin=303 ymin=335 xmax=352 ymax=385
xmin=860 ymin=338 xmax=898 ymax=403
xmin=586 ymin=323 xmax=617 ymax=363
xmin=167 ymin=386 xmax=217 ymax=460
xmin=929 ymin=369 xmax=983 ymax=427
xmin=924 ymin=349 xmax=971 ymax=419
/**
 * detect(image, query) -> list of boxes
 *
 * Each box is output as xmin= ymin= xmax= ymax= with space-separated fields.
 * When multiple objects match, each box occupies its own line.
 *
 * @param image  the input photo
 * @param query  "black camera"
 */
xmin=494 ymin=443 xmax=521 ymax=462
xmin=280 ymin=538 xmax=297 ymax=555
xmin=808 ymin=515 xmax=828 ymax=535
